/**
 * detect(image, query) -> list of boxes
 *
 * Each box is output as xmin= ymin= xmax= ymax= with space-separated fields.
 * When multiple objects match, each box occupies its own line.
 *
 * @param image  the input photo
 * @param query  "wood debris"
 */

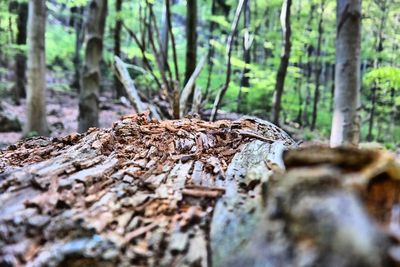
xmin=0 ymin=113 xmax=295 ymax=267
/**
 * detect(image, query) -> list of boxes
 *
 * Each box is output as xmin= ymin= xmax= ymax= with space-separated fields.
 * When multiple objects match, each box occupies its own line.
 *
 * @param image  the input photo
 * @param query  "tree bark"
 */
xmin=271 ymin=0 xmax=292 ymax=126
xmin=25 ymin=0 xmax=48 ymax=136
xmin=330 ymin=0 xmax=361 ymax=147
xmin=78 ymin=0 xmax=108 ymax=133
xmin=114 ymin=0 xmax=124 ymax=98
xmin=13 ymin=1 xmax=28 ymax=104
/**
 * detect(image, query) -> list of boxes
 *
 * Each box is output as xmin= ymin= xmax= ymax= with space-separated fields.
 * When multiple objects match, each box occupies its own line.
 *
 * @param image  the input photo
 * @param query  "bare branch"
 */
xmin=210 ymin=0 xmax=247 ymax=122
xmin=180 ymin=55 xmax=207 ymax=117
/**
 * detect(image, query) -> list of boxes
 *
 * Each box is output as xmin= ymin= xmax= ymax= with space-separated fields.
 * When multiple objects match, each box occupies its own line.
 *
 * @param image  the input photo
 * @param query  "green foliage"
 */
xmin=364 ymin=67 xmax=400 ymax=90
xmin=46 ymin=24 xmax=76 ymax=70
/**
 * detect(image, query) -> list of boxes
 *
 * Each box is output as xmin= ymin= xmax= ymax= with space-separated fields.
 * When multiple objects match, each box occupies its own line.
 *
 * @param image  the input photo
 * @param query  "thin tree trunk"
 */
xmin=210 ymin=0 xmax=247 ymax=122
xmin=330 ymin=63 xmax=335 ymax=112
xmin=310 ymin=0 xmax=325 ymax=131
xmin=166 ymin=0 xmax=180 ymax=119
xmin=160 ymin=4 xmax=169 ymax=74
xmin=78 ymin=0 xmax=107 ymax=132
xmin=237 ymin=0 xmax=251 ymax=113
xmin=295 ymin=57 xmax=303 ymax=125
xmin=71 ymin=6 xmax=84 ymax=92
xmin=166 ymin=0 xmax=180 ymax=84
xmin=301 ymin=4 xmax=316 ymax=126
xmin=271 ymin=0 xmax=292 ymax=126
xmin=25 ymin=0 xmax=48 ymax=136
xmin=13 ymin=1 xmax=28 ymax=104
xmin=184 ymin=0 xmax=198 ymax=84
xmin=330 ymin=0 xmax=362 ymax=146
xmin=114 ymin=0 xmax=124 ymax=98
xmin=367 ymin=86 xmax=377 ymax=141
xmin=205 ymin=0 xmax=217 ymax=96
xmin=366 ymin=0 xmax=387 ymax=142
xmin=8 ymin=3 xmax=15 ymax=44
xmin=184 ymin=0 xmax=198 ymax=111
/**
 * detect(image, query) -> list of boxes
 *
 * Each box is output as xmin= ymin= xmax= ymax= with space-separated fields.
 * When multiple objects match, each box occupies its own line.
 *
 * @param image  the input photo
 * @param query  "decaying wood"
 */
xmin=1 ymin=114 xmax=400 ymax=267
xmin=114 ymin=56 xmax=161 ymax=120
xmin=0 ymin=114 xmax=295 ymax=266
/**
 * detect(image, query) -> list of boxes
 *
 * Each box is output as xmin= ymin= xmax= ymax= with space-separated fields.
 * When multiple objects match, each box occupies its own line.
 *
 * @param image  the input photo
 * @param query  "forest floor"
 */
xmin=0 ymin=90 xmax=133 ymax=148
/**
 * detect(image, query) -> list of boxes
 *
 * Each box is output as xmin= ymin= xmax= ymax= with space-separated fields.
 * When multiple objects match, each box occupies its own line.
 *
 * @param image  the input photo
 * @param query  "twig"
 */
xmin=123 ymin=221 xmax=158 ymax=245
xmin=235 ymin=129 xmax=275 ymax=143
xmin=182 ymin=188 xmax=223 ymax=198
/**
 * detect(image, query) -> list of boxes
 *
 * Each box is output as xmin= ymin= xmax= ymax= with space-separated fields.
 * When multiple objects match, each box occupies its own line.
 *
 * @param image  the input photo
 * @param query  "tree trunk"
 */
xmin=205 ymin=0 xmax=217 ymax=96
xmin=367 ymin=86 xmax=377 ymax=141
xmin=160 ymin=3 xmax=169 ymax=74
xmin=330 ymin=63 xmax=335 ymax=112
xmin=25 ymin=0 xmax=48 ymax=136
xmin=184 ymin=0 xmax=198 ymax=110
xmin=366 ymin=0 xmax=387 ymax=142
xmin=295 ymin=57 xmax=303 ymax=125
xmin=301 ymin=4 xmax=316 ymax=127
xmin=71 ymin=6 xmax=84 ymax=92
xmin=310 ymin=0 xmax=325 ymax=131
xmin=114 ymin=0 xmax=124 ymax=98
xmin=330 ymin=0 xmax=361 ymax=147
xmin=271 ymin=0 xmax=292 ymax=126
xmin=237 ymin=0 xmax=251 ymax=113
xmin=78 ymin=0 xmax=108 ymax=133
xmin=13 ymin=1 xmax=28 ymax=104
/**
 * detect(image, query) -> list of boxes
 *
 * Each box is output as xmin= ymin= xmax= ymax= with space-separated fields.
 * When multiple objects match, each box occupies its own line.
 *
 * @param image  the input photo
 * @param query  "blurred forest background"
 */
xmin=0 ymin=0 xmax=399 ymax=147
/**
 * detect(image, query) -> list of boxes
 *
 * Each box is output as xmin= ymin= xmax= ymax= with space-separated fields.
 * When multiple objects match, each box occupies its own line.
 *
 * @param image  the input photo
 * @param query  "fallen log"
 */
xmin=0 ymin=114 xmax=295 ymax=266
xmin=1 ymin=114 xmax=399 ymax=267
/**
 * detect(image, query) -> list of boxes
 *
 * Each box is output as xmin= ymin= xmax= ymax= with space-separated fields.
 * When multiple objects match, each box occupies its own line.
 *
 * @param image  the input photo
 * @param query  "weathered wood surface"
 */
xmin=1 ymin=114 xmax=400 ymax=267
xmin=0 ymin=114 xmax=295 ymax=267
